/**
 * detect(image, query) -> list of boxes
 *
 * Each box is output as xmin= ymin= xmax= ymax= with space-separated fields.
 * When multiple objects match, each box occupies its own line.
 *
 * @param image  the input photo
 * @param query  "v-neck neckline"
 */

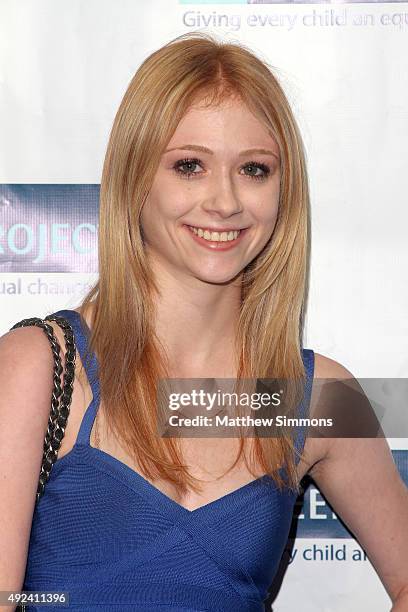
xmin=51 ymin=308 xmax=308 ymax=521
xmin=84 ymin=443 xmax=277 ymax=516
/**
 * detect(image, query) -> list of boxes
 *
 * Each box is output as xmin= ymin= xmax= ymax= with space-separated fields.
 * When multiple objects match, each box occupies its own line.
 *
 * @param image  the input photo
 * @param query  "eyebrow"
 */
xmin=164 ymin=144 xmax=279 ymax=160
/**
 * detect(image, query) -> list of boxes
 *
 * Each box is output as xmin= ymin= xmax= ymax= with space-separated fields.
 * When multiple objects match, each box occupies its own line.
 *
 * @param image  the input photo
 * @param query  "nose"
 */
xmin=200 ymin=171 xmax=244 ymax=218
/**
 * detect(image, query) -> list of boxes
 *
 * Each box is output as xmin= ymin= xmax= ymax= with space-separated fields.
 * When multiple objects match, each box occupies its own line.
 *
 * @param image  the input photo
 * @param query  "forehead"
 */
xmin=167 ymin=98 xmax=279 ymax=155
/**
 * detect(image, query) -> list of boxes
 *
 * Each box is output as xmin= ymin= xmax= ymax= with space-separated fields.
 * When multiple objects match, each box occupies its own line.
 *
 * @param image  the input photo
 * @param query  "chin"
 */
xmin=191 ymin=268 xmax=243 ymax=286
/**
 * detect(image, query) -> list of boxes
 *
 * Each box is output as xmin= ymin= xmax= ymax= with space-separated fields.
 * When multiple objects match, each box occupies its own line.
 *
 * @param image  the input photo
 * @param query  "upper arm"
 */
xmin=309 ymin=354 xmax=408 ymax=604
xmin=0 ymin=325 xmax=56 ymax=595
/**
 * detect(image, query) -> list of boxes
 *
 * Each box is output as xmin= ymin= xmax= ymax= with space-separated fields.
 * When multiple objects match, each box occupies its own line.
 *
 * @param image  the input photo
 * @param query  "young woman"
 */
xmin=1 ymin=31 xmax=407 ymax=612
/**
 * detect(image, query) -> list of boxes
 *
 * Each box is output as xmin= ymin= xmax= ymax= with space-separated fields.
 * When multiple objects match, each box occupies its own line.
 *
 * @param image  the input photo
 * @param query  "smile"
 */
xmin=187 ymin=225 xmax=242 ymax=242
xmin=184 ymin=224 xmax=248 ymax=251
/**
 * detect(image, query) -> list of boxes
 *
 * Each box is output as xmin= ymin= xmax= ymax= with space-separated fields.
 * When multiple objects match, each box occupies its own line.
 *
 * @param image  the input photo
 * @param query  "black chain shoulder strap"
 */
xmin=9 ymin=315 xmax=76 ymax=612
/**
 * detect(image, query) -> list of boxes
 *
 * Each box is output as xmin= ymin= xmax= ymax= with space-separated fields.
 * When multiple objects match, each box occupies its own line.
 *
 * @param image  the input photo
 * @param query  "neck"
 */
xmin=152 ymin=261 xmax=242 ymax=379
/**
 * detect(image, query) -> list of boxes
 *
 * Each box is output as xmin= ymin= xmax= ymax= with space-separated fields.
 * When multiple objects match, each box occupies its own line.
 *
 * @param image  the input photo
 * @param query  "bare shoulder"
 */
xmin=298 ymin=351 xmax=354 ymax=479
xmin=0 ymin=321 xmax=68 ymax=453
xmin=304 ymin=352 xmax=408 ymax=603
xmin=313 ymin=351 xmax=354 ymax=379
xmin=0 ymin=323 xmax=58 ymax=591
xmin=0 ymin=323 xmax=56 ymax=398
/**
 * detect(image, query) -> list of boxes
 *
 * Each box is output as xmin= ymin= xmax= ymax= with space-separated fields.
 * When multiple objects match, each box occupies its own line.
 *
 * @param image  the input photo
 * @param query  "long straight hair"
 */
xmin=78 ymin=31 xmax=311 ymax=496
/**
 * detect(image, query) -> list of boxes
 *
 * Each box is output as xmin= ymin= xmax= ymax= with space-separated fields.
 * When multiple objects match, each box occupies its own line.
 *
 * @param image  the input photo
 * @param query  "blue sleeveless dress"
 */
xmin=22 ymin=309 xmax=315 ymax=611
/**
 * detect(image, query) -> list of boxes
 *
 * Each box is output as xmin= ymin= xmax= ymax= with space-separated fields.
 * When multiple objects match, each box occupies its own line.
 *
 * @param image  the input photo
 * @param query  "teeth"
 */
xmin=188 ymin=226 xmax=241 ymax=242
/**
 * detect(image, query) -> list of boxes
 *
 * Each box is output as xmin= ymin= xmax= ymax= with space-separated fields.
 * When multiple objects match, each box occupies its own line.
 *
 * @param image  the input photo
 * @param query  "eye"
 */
xmin=240 ymin=161 xmax=271 ymax=181
xmin=172 ymin=157 xmax=272 ymax=181
xmin=173 ymin=158 xmax=203 ymax=179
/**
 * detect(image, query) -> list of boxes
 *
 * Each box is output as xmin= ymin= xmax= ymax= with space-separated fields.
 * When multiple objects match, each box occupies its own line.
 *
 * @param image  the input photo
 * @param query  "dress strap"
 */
xmin=52 ymin=309 xmax=101 ymax=446
xmin=294 ymin=348 xmax=315 ymax=461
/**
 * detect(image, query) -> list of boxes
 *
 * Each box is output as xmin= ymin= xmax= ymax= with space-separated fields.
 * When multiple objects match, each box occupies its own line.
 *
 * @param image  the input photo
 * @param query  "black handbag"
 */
xmin=9 ymin=315 xmax=76 ymax=612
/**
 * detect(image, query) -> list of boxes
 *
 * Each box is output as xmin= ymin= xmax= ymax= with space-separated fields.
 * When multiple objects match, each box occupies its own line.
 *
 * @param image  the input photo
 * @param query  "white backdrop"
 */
xmin=1 ymin=1 xmax=407 ymax=610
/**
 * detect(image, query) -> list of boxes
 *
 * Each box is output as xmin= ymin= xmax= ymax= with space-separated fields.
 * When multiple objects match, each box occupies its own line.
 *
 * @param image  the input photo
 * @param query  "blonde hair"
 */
xmin=79 ymin=31 xmax=311 ymax=496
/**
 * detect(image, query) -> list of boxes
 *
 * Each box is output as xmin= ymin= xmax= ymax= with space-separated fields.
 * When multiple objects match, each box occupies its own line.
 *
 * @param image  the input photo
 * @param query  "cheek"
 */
xmin=252 ymin=201 xmax=279 ymax=248
xmin=139 ymin=197 xmax=160 ymax=246
xmin=139 ymin=202 xmax=152 ymax=234
xmin=270 ymin=208 xmax=279 ymax=228
xmin=140 ymin=192 xmax=188 ymax=244
xmin=254 ymin=200 xmax=279 ymax=229
xmin=141 ymin=170 xmax=189 ymax=245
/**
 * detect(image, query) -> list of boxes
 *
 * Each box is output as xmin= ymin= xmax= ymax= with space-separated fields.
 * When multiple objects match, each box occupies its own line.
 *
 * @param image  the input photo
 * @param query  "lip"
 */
xmin=185 ymin=224 xmax=248 ymax=233
xmin=183 ymin=224 xmax=249 ymax=251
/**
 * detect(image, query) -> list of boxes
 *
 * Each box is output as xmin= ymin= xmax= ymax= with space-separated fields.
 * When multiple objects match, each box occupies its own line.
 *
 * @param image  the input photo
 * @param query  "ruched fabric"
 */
xmin=22 ymin=309 xmax=315 ymax=611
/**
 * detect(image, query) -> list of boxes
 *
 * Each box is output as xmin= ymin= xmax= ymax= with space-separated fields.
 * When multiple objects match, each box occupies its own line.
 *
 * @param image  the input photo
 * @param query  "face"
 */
xmin=140 ymin=97 xmax=281 ymax=286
